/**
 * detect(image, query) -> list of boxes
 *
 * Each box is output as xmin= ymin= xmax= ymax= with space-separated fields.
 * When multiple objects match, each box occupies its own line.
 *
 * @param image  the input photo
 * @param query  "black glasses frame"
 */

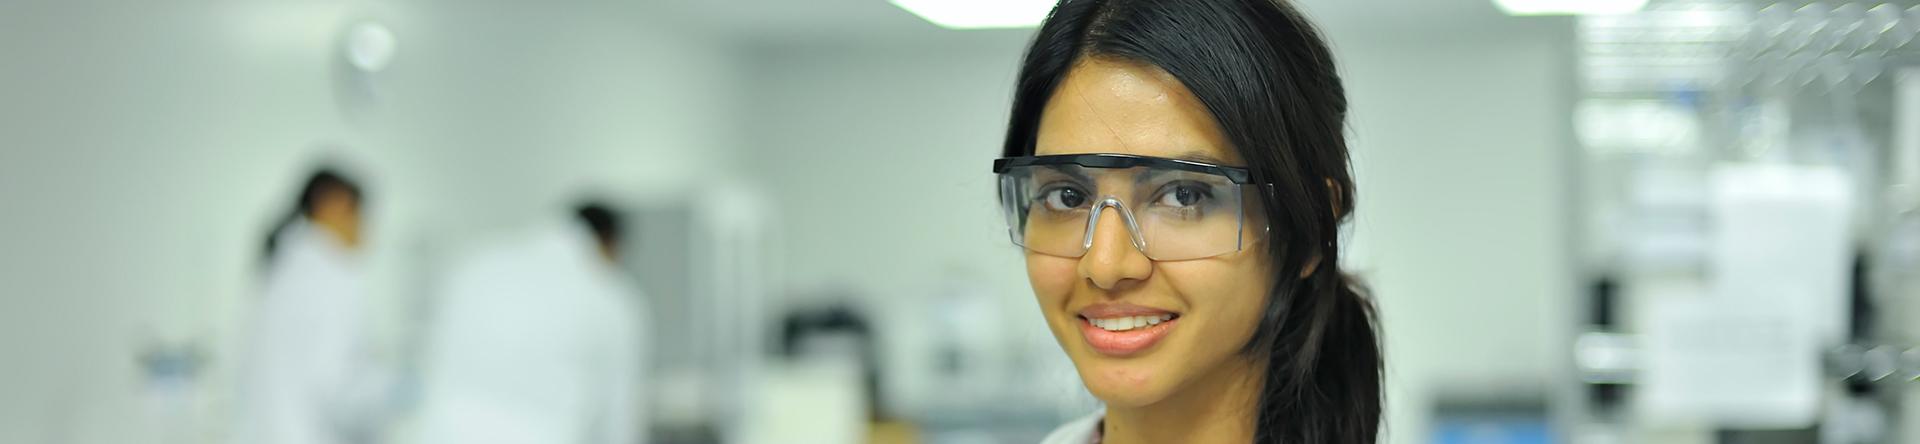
xmin=992 ymin=153 xmax=1256 ymax=184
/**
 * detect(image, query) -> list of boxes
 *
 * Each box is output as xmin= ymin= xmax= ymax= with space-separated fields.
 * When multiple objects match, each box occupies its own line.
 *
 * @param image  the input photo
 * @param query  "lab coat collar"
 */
xmin=276 ymin=219 xmax=362 ymax=266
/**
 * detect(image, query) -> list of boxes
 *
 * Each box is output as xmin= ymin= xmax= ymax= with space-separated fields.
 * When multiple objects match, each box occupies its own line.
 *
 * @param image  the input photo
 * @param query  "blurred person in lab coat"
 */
xmin=411 ymin=202 xmax=647 ymax=444
xmin=236 ymin=168 xmax=389 ymax=444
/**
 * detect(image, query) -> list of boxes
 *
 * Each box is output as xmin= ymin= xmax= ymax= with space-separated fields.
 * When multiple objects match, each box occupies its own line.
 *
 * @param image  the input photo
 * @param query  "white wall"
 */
xmin=736 ymin=34 xmax=1087 ymax=420
xmin=735 ymin=22 xmax=1577 ymax=444
xmin=0 ymin=4 xmax=740 ymax=443
xmin=1333 ymin=26 xmax=1578 ymax=443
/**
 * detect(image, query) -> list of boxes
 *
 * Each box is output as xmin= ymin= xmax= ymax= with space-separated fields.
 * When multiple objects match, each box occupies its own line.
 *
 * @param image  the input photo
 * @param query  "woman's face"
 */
xmin=1028 ymin=58 xmax=1273 ymax=408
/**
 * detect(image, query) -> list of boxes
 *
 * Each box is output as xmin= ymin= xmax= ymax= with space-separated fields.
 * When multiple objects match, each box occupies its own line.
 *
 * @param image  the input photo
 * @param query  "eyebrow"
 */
xmin=1134 ymin=164 xmax=1230 ymax=187
xmin=1036 ymin=164 xmax=1094 ymax=183
xmin=1169 ymin=150 xmax=1232 ymax=166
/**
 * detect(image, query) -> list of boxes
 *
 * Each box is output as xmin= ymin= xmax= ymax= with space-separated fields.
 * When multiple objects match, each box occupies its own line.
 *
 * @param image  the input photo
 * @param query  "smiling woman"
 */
xmin=993 ymin=1 xmax=1382 ymax=443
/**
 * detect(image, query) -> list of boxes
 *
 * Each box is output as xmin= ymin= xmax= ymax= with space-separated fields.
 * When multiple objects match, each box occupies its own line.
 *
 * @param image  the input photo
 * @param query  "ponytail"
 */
xmin=1248 ymin=266 xmax=1382 ymax=443
xmin=261 ymin=209 xmax=301 ymax=262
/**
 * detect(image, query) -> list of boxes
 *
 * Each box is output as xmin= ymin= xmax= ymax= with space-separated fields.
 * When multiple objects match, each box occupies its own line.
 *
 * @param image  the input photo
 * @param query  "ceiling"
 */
xmin=652 ymin=0 xmax=1566 ymax=47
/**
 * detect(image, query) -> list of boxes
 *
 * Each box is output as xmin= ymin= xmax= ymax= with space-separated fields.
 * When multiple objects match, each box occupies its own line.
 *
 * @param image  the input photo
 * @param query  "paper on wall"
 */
xmin=1638 ymin=164 xmax=1853 ymax=429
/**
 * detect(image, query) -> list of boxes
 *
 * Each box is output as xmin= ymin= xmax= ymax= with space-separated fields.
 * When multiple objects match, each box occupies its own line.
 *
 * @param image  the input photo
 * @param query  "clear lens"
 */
xmin=999 ymin=164 xmax=1249 ymax=260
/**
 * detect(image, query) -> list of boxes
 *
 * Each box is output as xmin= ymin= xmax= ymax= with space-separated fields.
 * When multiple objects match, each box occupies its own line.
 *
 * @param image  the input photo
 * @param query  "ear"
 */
xmin=1297 ymin=178 xmax=1343 ymax=280
xmin=1326 ymin=178 xmax=1345 ymax=219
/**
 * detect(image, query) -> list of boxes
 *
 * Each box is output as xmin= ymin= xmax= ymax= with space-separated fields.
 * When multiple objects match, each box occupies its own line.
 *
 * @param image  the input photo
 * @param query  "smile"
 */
xmin=1086 ymin=314 xmax=1174 ymax=331
xmin=1076 ymin=304 xmax=1181 ymax=357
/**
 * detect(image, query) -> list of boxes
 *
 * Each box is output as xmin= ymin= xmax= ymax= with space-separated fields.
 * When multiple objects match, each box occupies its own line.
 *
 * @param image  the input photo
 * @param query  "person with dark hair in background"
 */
xmin=237 ymin=167 xmax=389 ymax=444
xmin=993 ymin=1 xmax=1383 ymax=443
xmin=413 ymin=201 xmax=648 ymax=444
xmin=263 ymin=169 xmax=363 ymax=259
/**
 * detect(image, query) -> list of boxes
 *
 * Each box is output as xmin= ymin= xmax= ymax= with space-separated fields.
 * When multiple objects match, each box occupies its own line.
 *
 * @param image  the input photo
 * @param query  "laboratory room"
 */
xmin=3 ymin=0 xmax=1919 ymax=443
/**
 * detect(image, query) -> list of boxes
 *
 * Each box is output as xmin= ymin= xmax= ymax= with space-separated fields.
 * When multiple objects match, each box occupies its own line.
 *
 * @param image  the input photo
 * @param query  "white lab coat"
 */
xmin=235 ymin=221 xmax=378 ymax=444
xmin=412 ymin=223 xmax=646 ymax=444
xmin=1039 ymin=411 xmax=1103 ymax=444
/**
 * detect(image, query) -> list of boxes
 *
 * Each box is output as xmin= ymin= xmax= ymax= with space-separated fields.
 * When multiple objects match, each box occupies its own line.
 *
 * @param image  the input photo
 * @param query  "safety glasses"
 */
xmin=994 ymin=153 xmax=1262 ymax=261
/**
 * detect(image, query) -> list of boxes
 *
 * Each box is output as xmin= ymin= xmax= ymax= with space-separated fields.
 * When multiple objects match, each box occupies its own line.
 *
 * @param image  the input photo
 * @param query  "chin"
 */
xmin=1072 ymin=351 xmax=1182 ymax=408
xmin=1043 ymin=310 xmax=1193 ymax=409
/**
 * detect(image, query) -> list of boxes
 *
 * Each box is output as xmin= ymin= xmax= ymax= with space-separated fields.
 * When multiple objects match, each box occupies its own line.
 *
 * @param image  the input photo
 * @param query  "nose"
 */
xmin=1077 ymin=200 xmax=1152 ymax=290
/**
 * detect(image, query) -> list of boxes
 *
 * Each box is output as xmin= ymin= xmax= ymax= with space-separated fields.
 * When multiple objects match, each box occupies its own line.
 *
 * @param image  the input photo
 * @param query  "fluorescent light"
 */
xmin=1495 ymin=0 xmax=1648 ymax=16
xmin=344 ymin=22 xmax=397 ymax=73
xmin=890 ymin=0 xmax=1057 ymax=30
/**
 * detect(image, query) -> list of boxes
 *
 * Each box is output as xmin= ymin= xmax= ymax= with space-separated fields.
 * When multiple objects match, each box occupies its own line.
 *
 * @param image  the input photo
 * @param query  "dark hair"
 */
xmin=574 ymin=202 xmax=624 ymax=249
xmin=1003 ymin=1 xmax=1382 ymax=442
xmin=263 ymin=168 xmax=363 ymax=259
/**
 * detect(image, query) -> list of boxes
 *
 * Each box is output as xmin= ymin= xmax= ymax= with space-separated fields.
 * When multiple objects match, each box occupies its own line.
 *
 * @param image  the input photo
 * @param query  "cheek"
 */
xmin=1025 ymin=253 xmax=1079 ymax=303
xmin=1160 ymin=256 xmax=1272 ymax=343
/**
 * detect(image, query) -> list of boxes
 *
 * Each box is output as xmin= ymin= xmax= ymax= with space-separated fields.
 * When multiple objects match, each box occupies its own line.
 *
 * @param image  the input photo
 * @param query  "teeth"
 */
xmin=1090 ymin=314 xmax=1176 ymax=332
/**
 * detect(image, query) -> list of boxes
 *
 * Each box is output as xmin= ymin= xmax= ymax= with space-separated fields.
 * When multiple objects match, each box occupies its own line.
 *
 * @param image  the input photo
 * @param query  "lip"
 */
xmin=1075 ymin=303 xmax=1180 ymax=357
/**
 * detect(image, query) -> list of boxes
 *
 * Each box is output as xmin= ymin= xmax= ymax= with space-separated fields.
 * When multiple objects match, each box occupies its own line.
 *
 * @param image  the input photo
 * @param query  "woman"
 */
xmin=993 ymin=0 xmax=1382 ymax=442
xmin=239 ymin=168 xmax=381 ymax=444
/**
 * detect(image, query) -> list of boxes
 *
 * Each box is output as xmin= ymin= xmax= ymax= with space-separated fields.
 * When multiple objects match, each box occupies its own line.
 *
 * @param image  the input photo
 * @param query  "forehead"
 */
xmin=1033 ymin=58 xmax=1241 ymax=167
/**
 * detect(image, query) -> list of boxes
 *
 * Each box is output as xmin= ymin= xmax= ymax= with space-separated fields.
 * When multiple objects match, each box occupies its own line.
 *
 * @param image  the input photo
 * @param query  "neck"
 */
xmin=1102 ymin=356 xmax=1265 ymax=444
xmin=310 ymin=219 xmax=358 ymax=252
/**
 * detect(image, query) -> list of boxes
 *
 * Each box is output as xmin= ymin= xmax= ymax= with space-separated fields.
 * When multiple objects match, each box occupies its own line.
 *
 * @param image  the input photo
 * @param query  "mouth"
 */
xmin=1075 ymin=305 xmax=1181 ymax=357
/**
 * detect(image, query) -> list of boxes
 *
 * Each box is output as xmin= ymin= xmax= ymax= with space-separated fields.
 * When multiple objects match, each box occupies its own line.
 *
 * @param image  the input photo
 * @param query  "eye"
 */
xmin=1154 ymin=182 xmax=1213 ymax=208
xmin=1039 ymin=186 xmax=1090 ymax=211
